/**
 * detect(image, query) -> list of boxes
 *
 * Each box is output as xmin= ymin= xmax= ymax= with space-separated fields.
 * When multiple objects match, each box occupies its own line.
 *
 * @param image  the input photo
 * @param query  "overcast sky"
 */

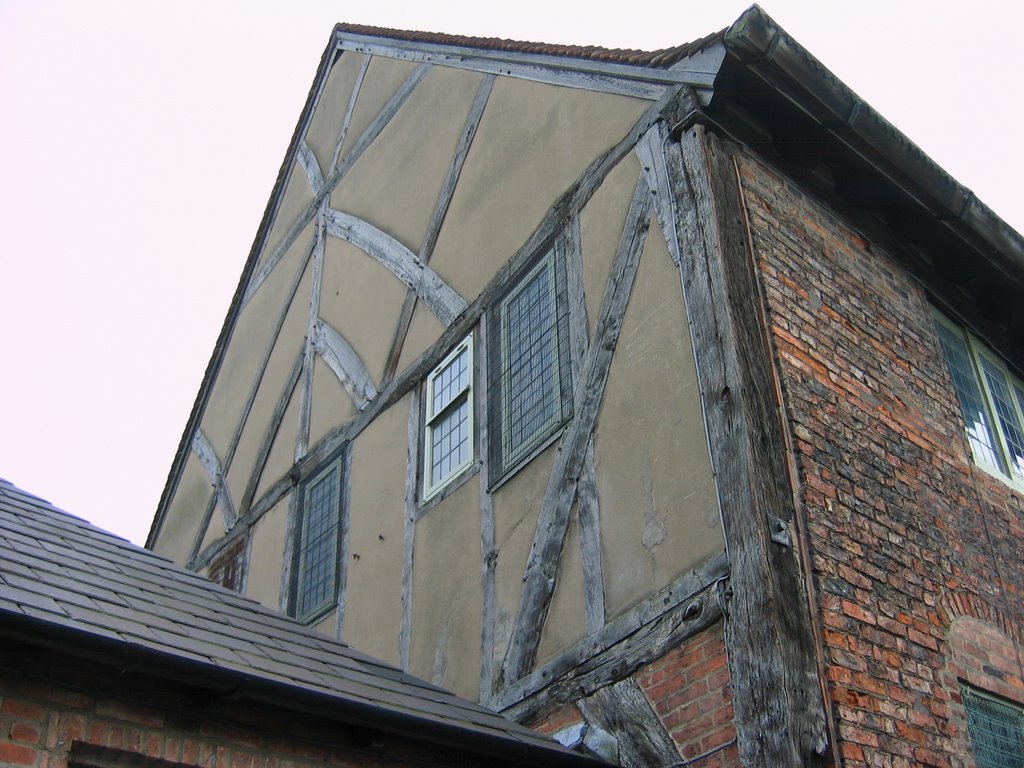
xmin=2 ymin=0 xmax=1022 ymax=546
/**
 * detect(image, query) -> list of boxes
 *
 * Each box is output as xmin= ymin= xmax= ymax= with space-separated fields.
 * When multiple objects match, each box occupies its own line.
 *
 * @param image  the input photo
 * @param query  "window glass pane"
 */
xmin=979 ymin=358 xmax=1024 ymax=481
xmin=431 ymin=347 xmax=469 ymax=417
xmin=298 ymin=464 xmax=339 ymax=618
xmin=431 ymin=398 xmax=470 ymax=485
xmin=936 ymin=324 xmax=1002 ymax=471
xmin=962 ymin=686 xmax=1024 ymax=768
xmin=504 ymin=261 xmax=559 ymax=462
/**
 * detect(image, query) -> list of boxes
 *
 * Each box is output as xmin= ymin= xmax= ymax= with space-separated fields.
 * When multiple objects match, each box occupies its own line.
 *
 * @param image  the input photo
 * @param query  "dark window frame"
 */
xmin=960 ymin=683 xmax=1024 ymax=768
xmin=487 ymin=247 xmax=573 ymax=487
xmin=289 ymin=450 xmax=345 ymax=623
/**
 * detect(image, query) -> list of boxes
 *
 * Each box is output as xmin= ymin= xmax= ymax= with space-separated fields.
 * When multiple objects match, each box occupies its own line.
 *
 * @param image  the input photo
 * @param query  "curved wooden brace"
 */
xmin=323 ymin=208 xmax=467 ymax=326
xmin=296 ymin=139 xmax=324 ymax=194
xmin=313 ymin=318 xmax=378 ymax=409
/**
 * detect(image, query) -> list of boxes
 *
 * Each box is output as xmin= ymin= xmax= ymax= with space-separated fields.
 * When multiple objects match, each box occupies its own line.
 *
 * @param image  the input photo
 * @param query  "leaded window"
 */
xmin=424 ymin=335 xmax=473 ymax=500
xmin=935 ymin=314 xmax=1024 ymax=486
xmin=292 ymin=457 xmax=343 ymax=622
xmin=962 ymin=684 xmax=1024 ymax=768
xmin=488 ymin=249 xmax=572 ymax=484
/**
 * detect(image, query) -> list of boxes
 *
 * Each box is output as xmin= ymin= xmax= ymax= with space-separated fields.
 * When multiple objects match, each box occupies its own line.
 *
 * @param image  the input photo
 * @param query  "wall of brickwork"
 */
xmin=526 ymin=622 xmax=738 ymax=766
xmin=635 ymin=622 xmax=738 ymax=766
xmin=0 ymin=639 xmax=481 ymax=768
xmin=735 ymin=149 xmax=1024 ymax=767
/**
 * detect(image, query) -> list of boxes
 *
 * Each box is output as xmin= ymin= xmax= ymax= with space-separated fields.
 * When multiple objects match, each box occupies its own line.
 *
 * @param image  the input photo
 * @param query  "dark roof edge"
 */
xmin=721 ymin=4 xmax=1024 ymax=277
xmin=0 ymin=612 xmax=600 ymax=767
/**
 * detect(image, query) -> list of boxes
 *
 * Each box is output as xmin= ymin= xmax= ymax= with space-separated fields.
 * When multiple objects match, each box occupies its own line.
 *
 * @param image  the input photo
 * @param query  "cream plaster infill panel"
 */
xmin=258 ymin=163 xmax=316 ymax=276
xmin=594 ymin=218 xmax=722 ymax=620
xmin=535 ymin=506 xmax=587 ymax=666
xmin=201 ymin=221 xmax=315 ymax=466
xmin=152 ymin=452 xmax=212 ymax=565
xmin=308 ymin=354 xmax=357 ymax=451
xmin=319 ymin=236 xmax=408 ymax=385
xmin=253 ymin=370 xmax=303 ymax=503
xmin=410 ymin=475 xmax=482 ymax=701
xmin=395 ymin=297 xmax=445 ymax=376
xmin=344 ymin=394 xmax=409 ymax=665
xmin=245 ymin=494 xmax=290 ymax=609
xmin=330 ymin=65 xmax=484 ymax=265
xmin=491 ymin=442 xmax=558 ymax=676
xmin=581 ymin=153 xmax=644 ymax=338
xmin=304 ymin=51 xmax=366 ymax=177
xmin=428 ymin=78 xmax=650 ymax=302
xmin=224 ymin=253 xmax=314 ymax=507
xmin=336 ymin=56 xmax=420 ymax=164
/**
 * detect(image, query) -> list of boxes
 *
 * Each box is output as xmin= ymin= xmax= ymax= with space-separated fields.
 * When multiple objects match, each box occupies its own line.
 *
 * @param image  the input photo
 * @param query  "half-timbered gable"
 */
xmin=148 ymin=7 xmax=1024 ymax=767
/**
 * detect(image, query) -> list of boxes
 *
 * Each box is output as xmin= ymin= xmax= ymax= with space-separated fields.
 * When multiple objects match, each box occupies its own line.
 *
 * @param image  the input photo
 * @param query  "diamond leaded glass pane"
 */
xmin=503 ymin=259 xmax=560 ymax=465
xmin=297 ymin=462 xmax=340 ymax=619
xmin=962 ymin=686 xmax=1024 ymax=768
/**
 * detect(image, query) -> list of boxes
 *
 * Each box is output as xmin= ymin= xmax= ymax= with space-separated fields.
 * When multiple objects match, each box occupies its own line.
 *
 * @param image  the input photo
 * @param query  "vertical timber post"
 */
xmin=666 ymin=122 xmax=828 ymax=766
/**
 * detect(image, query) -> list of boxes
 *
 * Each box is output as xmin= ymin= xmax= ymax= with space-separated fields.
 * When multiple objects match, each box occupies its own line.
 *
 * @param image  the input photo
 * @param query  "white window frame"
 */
xmin=935 ymin=311 xmax=1024 ymax=491
xmin=423 ymin=334 xmax=474 ymax=501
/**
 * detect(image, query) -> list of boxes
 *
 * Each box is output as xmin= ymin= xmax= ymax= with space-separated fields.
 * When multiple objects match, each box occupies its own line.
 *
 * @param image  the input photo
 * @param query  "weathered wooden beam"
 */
xmin=400 ymin=389 xmax=420 ymax=671
xmin=502 ymin=173 xmax=652 ymax=684
xmin=562 ymin=216 xmax=605 ymax=635
xmin=330 ymin=54 xmax=371 ymax=175
xmin=334 ymin=446 xmax=353 ymax=641
xmin=323 ymin=208 xmax=467 ymax=326
xmin=635 ymin=122 xmax=681 ymax=267
xmin=208 ymin=238 xmax=314 ymax=531
xmin=334 ymin=36 xmax=705 ymax=100
xmin=477 ymin=319 xmax=498 ymax=705
xmin=577 ymin=678 xmax=682 ymax=768
xmin=668 ymin=124 xmax=828 ymax=765
xmin=238 ymin=348 xmax=305 ymax=518
xmin=296 ymin=215 xmax=326 ymax=462
xmin=296 ymin=139 xmax=324 ymax=195
xmin=499 ymin=550 xmax=729 ymax=718
xmin=243 ymin=63 xmax=430 ymax=307
xmin=312 ymin=318 xmax=378 ymax=409
xmin=382 ymin=73 xmax=494 ymax=384
xmin=186 ymin=492 xmax=220 ymax=569
xmin=240 ymin=89 xmax=689 ymax=551
xmin=191 ymin=429 xmax=237 ymax=530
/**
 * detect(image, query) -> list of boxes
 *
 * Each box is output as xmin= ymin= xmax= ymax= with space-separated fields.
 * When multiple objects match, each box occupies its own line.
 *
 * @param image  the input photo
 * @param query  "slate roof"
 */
xmin=335 ymin=22 xmax=727 ymax=69
xmin=0 ymin=478 xmax=598 ymax=766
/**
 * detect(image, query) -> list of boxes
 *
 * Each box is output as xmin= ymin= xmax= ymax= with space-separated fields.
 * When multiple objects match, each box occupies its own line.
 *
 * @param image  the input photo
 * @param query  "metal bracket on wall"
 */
xmin=767 ymin=515 xmax=792 ymax=547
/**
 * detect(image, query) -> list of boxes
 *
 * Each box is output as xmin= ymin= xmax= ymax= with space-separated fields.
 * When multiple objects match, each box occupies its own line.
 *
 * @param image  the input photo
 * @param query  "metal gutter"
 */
xmin=720 ymin=4 xmax=1024 ymax=280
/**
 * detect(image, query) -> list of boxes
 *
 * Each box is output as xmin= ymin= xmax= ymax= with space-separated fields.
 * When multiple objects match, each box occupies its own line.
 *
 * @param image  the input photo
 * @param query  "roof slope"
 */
xmin=0 ymin=477 xmax=596 ymax=765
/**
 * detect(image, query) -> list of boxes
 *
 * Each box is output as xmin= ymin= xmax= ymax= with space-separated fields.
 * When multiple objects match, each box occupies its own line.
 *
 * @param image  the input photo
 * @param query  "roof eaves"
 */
xmin=721 ymin=4 xmax=1024 ymax=278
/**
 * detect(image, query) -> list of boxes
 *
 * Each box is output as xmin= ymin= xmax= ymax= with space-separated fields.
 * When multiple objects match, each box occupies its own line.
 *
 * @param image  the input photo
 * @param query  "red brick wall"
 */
xmin=0 ymin=641 xmax=478 ymax=768
xmin=636 ymin=622 xmax=738 ymax=766
xmin=526 ymin=622 xmax=738 ymax=766
xmin=736 ymin=149 xmax=1024 ymax=767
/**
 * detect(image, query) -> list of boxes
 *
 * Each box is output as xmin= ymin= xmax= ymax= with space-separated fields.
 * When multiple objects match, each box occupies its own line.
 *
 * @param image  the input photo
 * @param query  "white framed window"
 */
xmin=488 ymin=249 xmax=572 ymax=484
xmin=423 ymin=334 xmax=474 ymax=500
xmin=292 ymin=455 xmax=343 ymax=622
xmin=961 ymin=684 xmax=1024 ymax=768
xmin=935 ymin=312 xmax=1024 ymax=488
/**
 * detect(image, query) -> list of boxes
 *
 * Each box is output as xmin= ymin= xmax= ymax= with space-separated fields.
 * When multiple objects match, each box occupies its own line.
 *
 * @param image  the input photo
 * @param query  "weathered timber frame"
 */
xmin=665 ymin=119 xmax=828 ymax=764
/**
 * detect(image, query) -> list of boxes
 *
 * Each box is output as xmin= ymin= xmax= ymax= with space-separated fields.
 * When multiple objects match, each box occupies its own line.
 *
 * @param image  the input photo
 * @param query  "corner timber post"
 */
xmin=667 ymin=123 xmax=828 ymax=765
